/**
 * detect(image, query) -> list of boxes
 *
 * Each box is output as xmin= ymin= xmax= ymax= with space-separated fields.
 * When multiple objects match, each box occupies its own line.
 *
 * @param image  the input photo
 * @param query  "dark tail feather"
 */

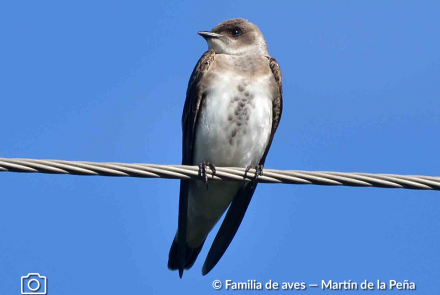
xmin=202 ymin=182 xmax=257 ymax=276
xmin=168 ymin=239 xmax=206 ymax=271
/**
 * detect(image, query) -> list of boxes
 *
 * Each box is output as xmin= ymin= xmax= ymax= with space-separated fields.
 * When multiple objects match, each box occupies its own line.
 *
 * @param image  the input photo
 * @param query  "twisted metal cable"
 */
xmin=0 ymin=157 xmax=439 ymax=191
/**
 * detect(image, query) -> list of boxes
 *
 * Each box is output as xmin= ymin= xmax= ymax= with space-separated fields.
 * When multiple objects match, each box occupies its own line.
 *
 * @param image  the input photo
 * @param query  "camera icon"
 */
xmin=21 ymin=273 xmax=47 ymax=294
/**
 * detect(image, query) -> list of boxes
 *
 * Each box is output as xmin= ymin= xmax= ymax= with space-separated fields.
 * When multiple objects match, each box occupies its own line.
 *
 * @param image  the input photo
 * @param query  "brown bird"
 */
xmin=168 ymin=18 xmax=283 ymax=277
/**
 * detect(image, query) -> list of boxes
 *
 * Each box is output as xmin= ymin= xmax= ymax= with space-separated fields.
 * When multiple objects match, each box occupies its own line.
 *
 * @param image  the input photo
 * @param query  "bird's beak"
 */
xmin=198 ymin=31 xmax=223 ymax=39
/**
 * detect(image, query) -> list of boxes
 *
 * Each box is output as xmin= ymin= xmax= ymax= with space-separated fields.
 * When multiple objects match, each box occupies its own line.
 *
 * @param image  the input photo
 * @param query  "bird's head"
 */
xmin=198 ymin=18 xmax=269 ymax=56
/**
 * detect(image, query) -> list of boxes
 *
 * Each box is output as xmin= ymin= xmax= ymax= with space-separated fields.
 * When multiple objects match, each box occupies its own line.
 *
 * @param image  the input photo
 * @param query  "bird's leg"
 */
xmin=244 ymin=164 xmax=264 ymax=183
xmin=198 ymin=161 xmax=216 ymax=189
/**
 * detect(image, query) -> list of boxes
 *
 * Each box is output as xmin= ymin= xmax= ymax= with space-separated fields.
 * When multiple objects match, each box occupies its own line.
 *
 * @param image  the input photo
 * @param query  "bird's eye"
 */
xmin=231 ymin=27 xmax=242 ymax=36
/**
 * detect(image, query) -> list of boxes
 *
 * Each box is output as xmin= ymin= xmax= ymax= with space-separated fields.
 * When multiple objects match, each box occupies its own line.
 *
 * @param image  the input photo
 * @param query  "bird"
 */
xmin=168 ymin=18 xmax=283 ymax=277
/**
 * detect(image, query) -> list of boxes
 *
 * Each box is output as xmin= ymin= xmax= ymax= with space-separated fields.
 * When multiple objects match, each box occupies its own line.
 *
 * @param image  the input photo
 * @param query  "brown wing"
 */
xmin=181 ymin=49 xmax=216 ymax=165
xmin=201 ymin=56 xmax=283 ymax=276
xmin=260 ymin=56 xmax=283 ymax=165
xmin=169 ymin=49 xmax=215 ymax=278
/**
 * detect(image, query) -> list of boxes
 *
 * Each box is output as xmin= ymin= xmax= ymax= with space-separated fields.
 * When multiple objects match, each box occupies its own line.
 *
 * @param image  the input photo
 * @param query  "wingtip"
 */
xmin=201 ymin=182 xmax=257 ymax=276
xmin=201 ymin=263 xmax=212 ymax=276
xmin=179 ymin=268 xmax=184 ymax=278
xmin=202 ymin=249 xmax=220 ymax=276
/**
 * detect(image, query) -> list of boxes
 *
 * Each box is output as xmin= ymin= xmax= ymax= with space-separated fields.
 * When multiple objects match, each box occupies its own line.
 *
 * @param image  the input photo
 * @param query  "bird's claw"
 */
xmin=198 ymin=161 xmax=216 ymax=189
xmin=244 ymin=164 xmax=264 ymax=183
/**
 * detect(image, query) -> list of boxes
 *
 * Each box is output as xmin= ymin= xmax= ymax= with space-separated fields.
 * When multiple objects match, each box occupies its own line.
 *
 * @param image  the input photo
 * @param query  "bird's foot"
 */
xmin=244 ymin=164 xmax=264 ymax=183
xmin=198 ymin=161 xmax=216 ymax=189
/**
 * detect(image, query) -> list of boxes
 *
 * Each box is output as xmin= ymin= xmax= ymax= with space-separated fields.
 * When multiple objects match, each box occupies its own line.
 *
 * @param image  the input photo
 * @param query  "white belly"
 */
xmin=185 ymin=71 xmax=273 ymax=247
xmin=193 ymin=72 xmax=273 ymax=167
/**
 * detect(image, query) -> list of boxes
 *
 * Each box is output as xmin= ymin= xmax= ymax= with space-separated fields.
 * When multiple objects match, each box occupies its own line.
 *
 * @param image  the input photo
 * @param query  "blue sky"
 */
xmin=1 ymin=0 xmax=439 ymax=294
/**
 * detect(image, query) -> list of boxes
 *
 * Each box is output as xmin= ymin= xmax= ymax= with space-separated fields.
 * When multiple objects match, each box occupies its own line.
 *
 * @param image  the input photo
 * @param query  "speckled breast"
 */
xmin=193 ymin=68 xmax=273 ymax=168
